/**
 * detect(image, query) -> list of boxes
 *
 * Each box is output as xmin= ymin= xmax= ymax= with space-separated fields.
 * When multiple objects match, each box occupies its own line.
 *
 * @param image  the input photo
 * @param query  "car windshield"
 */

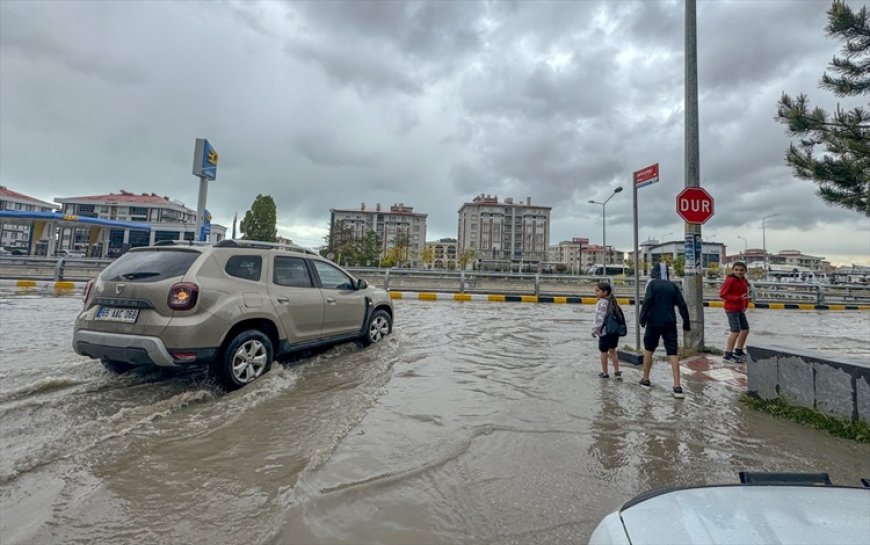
xmin=100 ymin=250 xmax=199 ymax=283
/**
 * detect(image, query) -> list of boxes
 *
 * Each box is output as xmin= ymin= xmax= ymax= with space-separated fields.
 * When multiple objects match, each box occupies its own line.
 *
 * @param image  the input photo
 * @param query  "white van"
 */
xmin=587 ymin=265 xmax=631 ymax=276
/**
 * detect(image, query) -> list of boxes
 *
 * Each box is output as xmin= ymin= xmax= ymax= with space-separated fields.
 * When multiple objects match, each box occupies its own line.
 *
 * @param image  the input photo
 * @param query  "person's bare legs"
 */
xmin=642 ymin=350 xmax=653 ymax=381
xmin=725 ymin=330 xmax=739 ymax=352
xmin=609 ymin=349 xmax=620 ymax=375
xmin=735 ymin=329 xmax=749 ymax=351
xmin=599 ymin=351 xmax=608 ymax=375
xmin=668 ymin=355 xmax=681 ymax=388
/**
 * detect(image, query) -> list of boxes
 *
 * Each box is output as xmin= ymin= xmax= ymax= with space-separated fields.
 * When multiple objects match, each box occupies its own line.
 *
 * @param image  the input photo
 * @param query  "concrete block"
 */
xmin=856 ymin=375 xmax=870 ymax=424
xmin=747 ymin=353 xmax=778 ymax=400
xmin=778 ymin=356 xmax=814 ymax=409
xmin=813 ymin=362 xmax=854 ymax=420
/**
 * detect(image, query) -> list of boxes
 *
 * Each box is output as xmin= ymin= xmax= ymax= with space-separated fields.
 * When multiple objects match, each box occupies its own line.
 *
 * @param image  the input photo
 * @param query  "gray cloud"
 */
xmin=1 ymin=0 xmax=867 ymax=264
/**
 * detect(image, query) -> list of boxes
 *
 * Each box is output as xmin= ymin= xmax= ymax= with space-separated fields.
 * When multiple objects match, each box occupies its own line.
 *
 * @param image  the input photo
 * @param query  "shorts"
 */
xmin=726 ymin=311 xmax=749 ymax=332
xmin=598 ymin=333 xmax=619 ymax=353
xmin=643 ymin=323 xmax=679 ymax=356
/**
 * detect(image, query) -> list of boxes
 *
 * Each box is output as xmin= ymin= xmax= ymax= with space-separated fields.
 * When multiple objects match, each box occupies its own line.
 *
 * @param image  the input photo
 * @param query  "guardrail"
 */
xmin=2 ymin=257 xmax=867 ymax=305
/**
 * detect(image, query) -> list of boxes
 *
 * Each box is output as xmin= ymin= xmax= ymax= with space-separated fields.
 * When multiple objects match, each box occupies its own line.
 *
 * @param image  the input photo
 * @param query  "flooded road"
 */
xmin=1 ymin=291 xmax=869 ymax=544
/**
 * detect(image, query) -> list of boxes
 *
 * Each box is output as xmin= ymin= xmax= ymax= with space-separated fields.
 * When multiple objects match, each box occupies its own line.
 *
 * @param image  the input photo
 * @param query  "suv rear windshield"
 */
xmin=100 ymin=250 xmax=200 ymax=283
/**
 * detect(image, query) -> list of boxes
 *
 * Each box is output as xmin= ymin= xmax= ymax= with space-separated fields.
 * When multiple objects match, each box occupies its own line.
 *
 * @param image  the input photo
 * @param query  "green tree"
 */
xmin=326 ymin=221 xmax=357 ymax=265
xmin=356 ymin=230 xmax=381 ymax=267
xmin=392 ymin=229 xmax=411 ymax=266
xmin=674 ymin=255 xmax=686 ymax=277
xmin=420 ymin=246 xmax=435 ymax=269
xmin=457 ymin=249 xmax=475 ymax=270
xmin=240 ymin=194 xmax=277 ymax=242
xmin=776 ymin=1 xmax=869 ymax=215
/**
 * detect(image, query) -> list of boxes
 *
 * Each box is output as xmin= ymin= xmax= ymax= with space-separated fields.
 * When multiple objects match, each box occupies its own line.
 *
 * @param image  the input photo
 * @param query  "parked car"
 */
xmin=73 ymin=240 xmax=394 ymax=389
xmin=588 ymin=472 xmax=870 ymax=545
xmin=59 ymin=249 xmax=86 ymax=258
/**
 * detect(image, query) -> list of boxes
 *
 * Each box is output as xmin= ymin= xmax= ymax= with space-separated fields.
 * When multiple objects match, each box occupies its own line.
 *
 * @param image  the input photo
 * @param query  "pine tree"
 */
xmin=776 ymin=0 xmax=869 ymax=216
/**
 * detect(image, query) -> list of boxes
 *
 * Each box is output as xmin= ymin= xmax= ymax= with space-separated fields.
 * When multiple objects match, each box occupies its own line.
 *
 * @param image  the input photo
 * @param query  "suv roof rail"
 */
xmin=153 ymin=240 xmax=213 ymax=247
xmin=215 ymin=239 xmax=317 ymax=255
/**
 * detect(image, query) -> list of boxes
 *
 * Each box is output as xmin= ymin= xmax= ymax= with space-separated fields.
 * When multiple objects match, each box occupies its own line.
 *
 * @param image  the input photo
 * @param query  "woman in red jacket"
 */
xmin=719 ymin=261 xmax=751 ymax=363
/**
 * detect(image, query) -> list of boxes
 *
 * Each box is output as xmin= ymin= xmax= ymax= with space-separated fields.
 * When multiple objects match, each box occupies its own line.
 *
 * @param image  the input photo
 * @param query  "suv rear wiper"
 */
xmin=120 ymin=272 xmax=161 ymax=279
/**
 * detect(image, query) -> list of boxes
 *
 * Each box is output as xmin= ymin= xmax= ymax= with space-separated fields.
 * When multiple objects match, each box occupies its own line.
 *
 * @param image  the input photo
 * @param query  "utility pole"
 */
xmin=683 ymin=0 xmax=705 ymax=351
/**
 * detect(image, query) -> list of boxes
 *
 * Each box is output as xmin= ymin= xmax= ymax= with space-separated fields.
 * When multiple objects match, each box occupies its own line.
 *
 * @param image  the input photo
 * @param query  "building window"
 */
xmin=129 ymin=207 xmax=148 ymax=217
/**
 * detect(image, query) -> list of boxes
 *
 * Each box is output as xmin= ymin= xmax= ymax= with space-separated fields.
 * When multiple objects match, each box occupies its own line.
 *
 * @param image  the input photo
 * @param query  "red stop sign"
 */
xmin=676 ymin=187 xmax=714 ymax=224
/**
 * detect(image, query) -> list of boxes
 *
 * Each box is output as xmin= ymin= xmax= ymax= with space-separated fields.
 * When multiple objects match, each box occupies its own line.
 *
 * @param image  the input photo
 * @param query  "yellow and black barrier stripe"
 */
xmin=13 ymin=280 xmax=78 ymax=291
xmin=388 ymin=291 xmax=869 ymax=311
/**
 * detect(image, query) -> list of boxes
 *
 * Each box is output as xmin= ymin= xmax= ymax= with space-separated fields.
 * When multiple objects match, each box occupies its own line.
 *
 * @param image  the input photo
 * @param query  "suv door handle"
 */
xmin=326 ymin=297 xmax=336 ymax=305
xmin=276 ymin=296 xmax=290 ymax=304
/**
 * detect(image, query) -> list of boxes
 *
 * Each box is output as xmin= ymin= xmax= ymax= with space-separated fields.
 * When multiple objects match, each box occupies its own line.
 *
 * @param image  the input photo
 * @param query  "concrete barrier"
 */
xmin=746 ymin=343 xmax=870 ymax=423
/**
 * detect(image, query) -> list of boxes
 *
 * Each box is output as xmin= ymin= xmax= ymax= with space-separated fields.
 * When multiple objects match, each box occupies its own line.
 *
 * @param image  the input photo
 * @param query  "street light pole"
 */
xmin=589 ymin=186 xmax=623 ymax=272
xmin=737 ymin=235 xmax=748 ymax=255
xmin=761 ymin=213 xmax=780 ymax=278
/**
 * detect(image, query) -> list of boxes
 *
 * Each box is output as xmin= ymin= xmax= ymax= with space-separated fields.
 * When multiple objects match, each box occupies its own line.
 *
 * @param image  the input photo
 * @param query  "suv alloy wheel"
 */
xmin=212 ymin=330 xmax=274 ymax=390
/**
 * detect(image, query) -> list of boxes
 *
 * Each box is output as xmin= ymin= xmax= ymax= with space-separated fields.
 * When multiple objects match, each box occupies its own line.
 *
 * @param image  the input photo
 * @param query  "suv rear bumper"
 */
xmin=74 ymin=330 xmax=178 ymax=367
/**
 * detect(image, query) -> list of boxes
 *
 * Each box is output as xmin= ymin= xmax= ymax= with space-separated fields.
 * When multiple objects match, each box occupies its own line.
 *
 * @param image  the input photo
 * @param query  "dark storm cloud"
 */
xmin=0 ymin=0 xmax=866 ymax=262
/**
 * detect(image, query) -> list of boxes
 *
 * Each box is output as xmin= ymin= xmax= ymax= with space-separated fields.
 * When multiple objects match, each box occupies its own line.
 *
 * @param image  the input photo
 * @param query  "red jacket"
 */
xmin=720 ymin=275 xmax=750 ymax=312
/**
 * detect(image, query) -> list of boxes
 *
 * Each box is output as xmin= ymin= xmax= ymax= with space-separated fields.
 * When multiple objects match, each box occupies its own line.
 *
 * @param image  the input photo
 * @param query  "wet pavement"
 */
xmin=1 ymin=290 xmax=868 ymax=544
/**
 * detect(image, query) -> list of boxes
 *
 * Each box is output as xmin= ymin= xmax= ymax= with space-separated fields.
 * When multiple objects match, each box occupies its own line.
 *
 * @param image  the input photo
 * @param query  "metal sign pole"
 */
xmin=195 ymin=176 xmax=208 ymax=241
xmin=632 ymin=173 xmax=641 ymax=351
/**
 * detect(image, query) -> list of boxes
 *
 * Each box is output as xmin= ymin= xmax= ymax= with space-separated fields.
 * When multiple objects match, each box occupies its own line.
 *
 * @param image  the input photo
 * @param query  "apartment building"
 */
xmin=55 ymin=190 xmax=226 ymax=253
xmin=425 ymin=238 xmax=458 ymax=269
xmin=329 ymin=202 xmax=428 ymax=266
xmin=458 ymin=194 xmax=551 ymax=271
xmin=0 ymin=186 xmax=58 ymax=249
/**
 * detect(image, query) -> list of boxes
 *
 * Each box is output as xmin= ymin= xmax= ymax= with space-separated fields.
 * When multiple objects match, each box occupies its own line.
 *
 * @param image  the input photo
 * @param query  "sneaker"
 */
xmin=640 ymin=379 xmax=651 ymax=389
xmin=673 ymin=386 xmax=685 ymax=399
xmin=723 ymin=353 xmax=740 ymax=363
xmin=735 ymin=354 xmax=747 ymax=363
xmin=598 ymin=372 xmax=609 ymax=379
xmin=614 ymin=371 xmax=623 ymax=380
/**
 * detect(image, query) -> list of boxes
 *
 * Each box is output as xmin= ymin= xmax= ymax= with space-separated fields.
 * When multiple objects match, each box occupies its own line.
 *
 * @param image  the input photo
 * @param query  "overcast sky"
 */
xmin=1 ymin=0 xmax=868 ymax=265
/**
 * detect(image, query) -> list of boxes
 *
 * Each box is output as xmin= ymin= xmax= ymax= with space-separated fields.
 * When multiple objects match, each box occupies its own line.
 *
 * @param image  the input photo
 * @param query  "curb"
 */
xmin=387 ymin=291 xmax=870 ymax=311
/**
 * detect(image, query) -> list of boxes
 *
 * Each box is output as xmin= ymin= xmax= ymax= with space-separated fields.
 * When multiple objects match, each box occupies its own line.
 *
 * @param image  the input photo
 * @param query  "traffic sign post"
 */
xmin=676 ymin=187 xmax=714 ymax=224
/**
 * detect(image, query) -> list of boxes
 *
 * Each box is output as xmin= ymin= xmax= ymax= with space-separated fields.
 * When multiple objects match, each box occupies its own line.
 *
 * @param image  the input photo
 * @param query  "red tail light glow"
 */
xmin=168 ymin=283 xmax=199 ymax=310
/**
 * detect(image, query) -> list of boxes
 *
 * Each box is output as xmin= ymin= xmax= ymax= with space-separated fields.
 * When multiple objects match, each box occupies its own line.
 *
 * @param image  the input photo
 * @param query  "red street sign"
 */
xmin=634 ymin=163 xmax=659 ymax=188
xmin=676 ymin=187 xmax=714 ymax=224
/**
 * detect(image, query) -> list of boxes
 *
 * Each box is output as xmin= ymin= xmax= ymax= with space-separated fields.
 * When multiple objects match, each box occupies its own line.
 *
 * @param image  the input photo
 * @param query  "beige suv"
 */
xmin=73 ymin=240 xmax=393 ymax=389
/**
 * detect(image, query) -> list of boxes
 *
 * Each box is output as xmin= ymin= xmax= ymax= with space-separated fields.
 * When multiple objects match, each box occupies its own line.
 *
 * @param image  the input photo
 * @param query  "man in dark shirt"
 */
xmin=639 ymin=262 xmax=691 ymax=398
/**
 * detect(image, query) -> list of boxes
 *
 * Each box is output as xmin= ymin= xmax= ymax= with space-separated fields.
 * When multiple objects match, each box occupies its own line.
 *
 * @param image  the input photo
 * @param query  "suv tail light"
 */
xmin=82 ymin=279 xmax=95 ymax=304
xmin=168 ymin=283 xmax=199 ymax=310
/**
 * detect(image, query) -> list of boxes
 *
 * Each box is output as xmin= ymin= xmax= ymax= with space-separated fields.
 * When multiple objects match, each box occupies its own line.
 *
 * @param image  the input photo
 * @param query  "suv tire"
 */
xmin=212 ymin=330 xmax=273 ymax=390
xmin=361 ymin=309 xmax=392 ymax=346
xmin=101 ymin=357 xmax=134 ymax=374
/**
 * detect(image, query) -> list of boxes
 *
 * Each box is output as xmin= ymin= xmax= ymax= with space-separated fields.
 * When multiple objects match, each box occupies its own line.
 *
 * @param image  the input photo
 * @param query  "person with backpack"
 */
xmin=591 ymin=281 xmax=626 ymax=379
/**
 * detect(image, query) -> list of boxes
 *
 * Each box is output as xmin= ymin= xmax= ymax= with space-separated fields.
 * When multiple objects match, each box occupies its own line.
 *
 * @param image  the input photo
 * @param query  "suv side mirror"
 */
xmin=356 ymin=279 xmax=368 ymax=290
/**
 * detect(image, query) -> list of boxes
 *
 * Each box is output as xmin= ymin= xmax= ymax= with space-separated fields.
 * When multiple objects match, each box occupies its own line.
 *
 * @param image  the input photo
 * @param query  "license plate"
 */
xmin=96 ymin=307 xmax=139 ymax=323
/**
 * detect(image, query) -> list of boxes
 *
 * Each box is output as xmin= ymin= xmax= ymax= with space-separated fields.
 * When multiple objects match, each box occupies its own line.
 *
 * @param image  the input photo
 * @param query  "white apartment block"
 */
xmin=458 ymin=194 xmax=551 ymax=271
xmin=776 ymin=250 xmax=831 ymax=272
xmin=55 ymin=190 xmax=226 ymax=253
xmin=0 ymin=186 xmax=58 ymax=248
xmin=329 ymin=202 xmax=428 ymax=266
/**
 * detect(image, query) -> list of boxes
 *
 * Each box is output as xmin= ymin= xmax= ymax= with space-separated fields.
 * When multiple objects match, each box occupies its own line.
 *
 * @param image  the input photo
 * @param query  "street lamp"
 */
xmin=659 ymin=232 xmax=673 ymax=244
xmin=588 ymin=186 xmax=623 ymax=271
xmin=737 ymin=235 xmax=748 ymax=255
xmin=761 ymin=213 xmax=780 ymax=278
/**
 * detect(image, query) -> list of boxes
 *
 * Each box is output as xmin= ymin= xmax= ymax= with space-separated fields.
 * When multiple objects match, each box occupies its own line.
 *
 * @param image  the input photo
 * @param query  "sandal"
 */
xmin=598 ymin=372 xmax=609 ymax=379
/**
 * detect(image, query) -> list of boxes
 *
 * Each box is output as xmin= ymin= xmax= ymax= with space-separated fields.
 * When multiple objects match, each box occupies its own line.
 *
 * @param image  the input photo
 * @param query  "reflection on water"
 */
xmin=1 ymin=294 xmax=868 ymax=545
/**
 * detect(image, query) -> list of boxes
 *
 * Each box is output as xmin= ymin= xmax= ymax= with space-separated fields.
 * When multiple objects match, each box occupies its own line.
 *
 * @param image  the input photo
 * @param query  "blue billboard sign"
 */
xmin=199 ymin=209 xmax=212 ymax=241
xmin=193 ymin=139 xmax=219 ymax=180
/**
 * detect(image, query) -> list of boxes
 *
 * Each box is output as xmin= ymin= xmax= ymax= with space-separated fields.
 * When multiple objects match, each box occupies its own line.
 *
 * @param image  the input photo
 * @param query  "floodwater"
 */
xmin=1 ymin=290 xmax=868 ymax=545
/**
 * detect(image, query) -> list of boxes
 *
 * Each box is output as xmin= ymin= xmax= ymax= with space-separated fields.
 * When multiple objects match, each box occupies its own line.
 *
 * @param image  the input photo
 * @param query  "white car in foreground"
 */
xmin=589 ymin=472 xmax=870 ymax=545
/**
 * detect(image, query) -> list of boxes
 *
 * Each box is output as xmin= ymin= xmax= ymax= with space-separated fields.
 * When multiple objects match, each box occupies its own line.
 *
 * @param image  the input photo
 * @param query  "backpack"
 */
xmin=605 ymin=302 xmax=628 ymax=337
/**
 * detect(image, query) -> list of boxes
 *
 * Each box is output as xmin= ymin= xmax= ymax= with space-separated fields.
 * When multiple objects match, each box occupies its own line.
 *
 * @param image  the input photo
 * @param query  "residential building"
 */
xmin=580 ymin=244 xmax=626 ymax=273
xmin=632 ymin=238 xmax=725 ymax=274
xmin=329 ymin=202 xmax=428 ymax=266
xmin=547 ymin=238 xmax=588 ymax=274
xmin=425 ymin=238 xmax=458 ymax=269
xmin=457 ymin=194 xmax=551 ymax=271
xmin=724 ymin=249 xmax=831 ymax=273
xmin=55 ymin=190 xmax=226 ymax=254
xmin=0 ymin=186 xmax=59 ymax=249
